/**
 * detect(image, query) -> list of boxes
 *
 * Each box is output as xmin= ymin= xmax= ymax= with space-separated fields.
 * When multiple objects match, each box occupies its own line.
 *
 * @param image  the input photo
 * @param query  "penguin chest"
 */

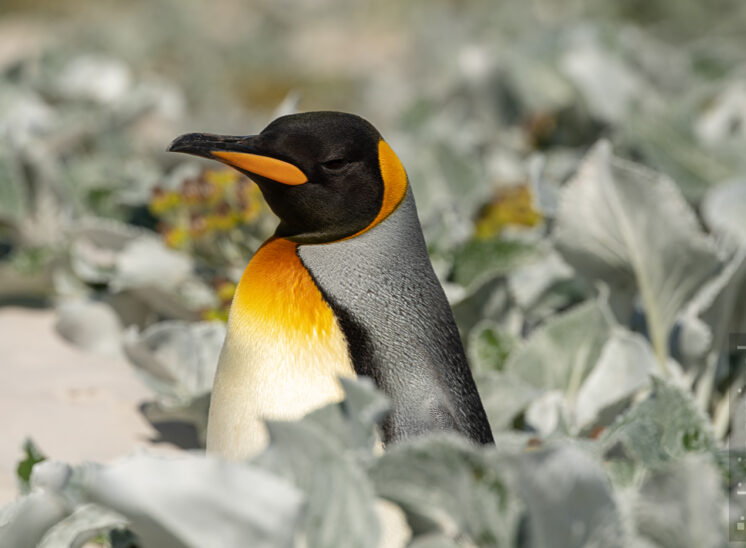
xmin=206 ymin=238 xmax=355 ymax=459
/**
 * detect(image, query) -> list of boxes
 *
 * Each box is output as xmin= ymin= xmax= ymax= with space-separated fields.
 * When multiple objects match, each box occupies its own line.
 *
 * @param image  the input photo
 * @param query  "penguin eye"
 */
xmin=322 ymin=159 xmax=347 ymax=170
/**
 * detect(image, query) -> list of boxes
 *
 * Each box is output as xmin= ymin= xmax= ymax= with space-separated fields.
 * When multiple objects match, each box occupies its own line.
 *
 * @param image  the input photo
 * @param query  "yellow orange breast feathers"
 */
xmin=206 ymin=237 xmax=355 ymax=458
xmin=232 ymin=237 xmax=337 ymax=336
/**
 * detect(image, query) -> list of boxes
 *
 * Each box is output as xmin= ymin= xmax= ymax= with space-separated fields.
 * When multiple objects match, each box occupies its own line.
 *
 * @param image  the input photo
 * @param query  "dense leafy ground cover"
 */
xmin=1 ymin=0 xmax=745 ymax=546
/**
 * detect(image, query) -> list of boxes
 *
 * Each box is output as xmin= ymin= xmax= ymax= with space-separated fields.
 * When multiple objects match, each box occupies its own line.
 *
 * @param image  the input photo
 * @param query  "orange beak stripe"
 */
xmin=212 ymin=151 xmax=307 ymax=185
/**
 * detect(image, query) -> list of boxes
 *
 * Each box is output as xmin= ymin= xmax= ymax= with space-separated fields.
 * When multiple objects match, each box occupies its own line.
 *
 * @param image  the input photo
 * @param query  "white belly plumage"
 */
xmin=206 ymin=321 xmax=353 ymax=459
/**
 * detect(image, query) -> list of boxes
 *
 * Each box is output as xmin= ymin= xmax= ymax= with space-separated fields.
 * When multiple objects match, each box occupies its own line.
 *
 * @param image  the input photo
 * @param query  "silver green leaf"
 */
xmin=254 ymin=419 xmax=381 ymax=548
xmin=505 ymin=299 xmax=611 ymax=395
xmin=251 ymin=379 xmax=388 ymax=548
xmin=631 ymin=454 xmax=725 ymax=548
xmin=601 ymin=378 xmax=716 ymax=468
xmin=507 ymin=248 xmax=573 ymax=311
xmin=0 ymin=491 xmax=69 ymax=548
xmin=37 ymin=503 xmax=126 ymax=548
xmin=123 ymin=320 xmax=225 ymax=441
xmin=468 ymin=320 xmax=518 ymax=374
xmin=79 ymin=454 xmax=303 ymax=548
xmin=475 ymin=371 xmax=539 ymax=431
xmin=370 ymin=435 xmax=521 ymax=546
xmin=554 ymin=141 xmax=721 ymax=370
xmin=111 ymin=236 xmax=192 ymax=292
xmin=54 ymin=299 xmax=124 ymax=358
xmin=122 ymin=320 xmax=224 ymax=403
xmin=514 ymin=443 xmax=625 ymax=548
xmin=407 ymin=533 xmax=462 ymax=548
xmin=503 ymin=300 xmax=655 ymax=435
xmin=574 ymin=328 xmax=655 ymax=432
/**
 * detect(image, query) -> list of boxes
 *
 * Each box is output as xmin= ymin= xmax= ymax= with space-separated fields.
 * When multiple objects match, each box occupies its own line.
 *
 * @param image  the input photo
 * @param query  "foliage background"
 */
xmin=1 ymin=0 xmax=746 ymax=546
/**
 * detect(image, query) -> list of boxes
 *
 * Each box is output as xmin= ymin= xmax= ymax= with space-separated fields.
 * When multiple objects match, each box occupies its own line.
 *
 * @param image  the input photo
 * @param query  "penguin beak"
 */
xmin=167 ymin=133 xmax=308 ymax=186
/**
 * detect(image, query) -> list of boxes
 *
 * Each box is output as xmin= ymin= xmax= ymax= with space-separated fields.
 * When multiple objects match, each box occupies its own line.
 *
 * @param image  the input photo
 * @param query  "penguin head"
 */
xmin=168 ymin=111 xmax=408 ymax=243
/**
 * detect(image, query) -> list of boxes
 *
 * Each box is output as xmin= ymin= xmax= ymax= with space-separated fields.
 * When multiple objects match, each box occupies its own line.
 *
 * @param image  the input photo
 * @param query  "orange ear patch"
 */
xmin=343 ymin=140 xmax=408 ymax=240
xmin=375 ymin=140 xmax=408 ymax=226
xmin=212 ymin=151 xmax=307 ymax=186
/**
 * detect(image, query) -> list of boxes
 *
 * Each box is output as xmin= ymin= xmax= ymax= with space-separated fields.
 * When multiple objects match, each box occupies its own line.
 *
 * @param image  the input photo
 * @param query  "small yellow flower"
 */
xmin=475 ymin=185 xmax=542 ymax=240
xmin=205 ymin=169 xmax=240 ymax=188
xmin=241 ymin=200 xmax=262 ymax=223
xmin=149 ymin=190 xmax=181 ymax=215
xmin=163 ymin=226 xmax=190 ymax=248
xmin=205 ymin=213 xmax=236 ymax=232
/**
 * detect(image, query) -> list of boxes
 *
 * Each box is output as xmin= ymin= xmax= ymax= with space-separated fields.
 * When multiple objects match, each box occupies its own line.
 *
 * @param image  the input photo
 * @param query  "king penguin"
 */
xmin=169 ymin=111 xmax=493 ymax=459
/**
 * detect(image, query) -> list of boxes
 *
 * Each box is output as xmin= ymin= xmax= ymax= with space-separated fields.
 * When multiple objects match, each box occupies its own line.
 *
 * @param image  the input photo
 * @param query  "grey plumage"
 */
xmin=299 ymin=188 xmax=494 ymax=445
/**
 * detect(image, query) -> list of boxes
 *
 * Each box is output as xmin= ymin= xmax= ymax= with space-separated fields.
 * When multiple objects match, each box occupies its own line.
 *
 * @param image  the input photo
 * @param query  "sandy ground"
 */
xmin=0 ymin=307 xmax=181 ymax=506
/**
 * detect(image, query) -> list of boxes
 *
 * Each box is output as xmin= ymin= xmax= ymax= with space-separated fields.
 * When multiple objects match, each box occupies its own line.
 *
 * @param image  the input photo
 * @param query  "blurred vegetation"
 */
xmin=1 ymin=0 xmax=746 ymax=546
